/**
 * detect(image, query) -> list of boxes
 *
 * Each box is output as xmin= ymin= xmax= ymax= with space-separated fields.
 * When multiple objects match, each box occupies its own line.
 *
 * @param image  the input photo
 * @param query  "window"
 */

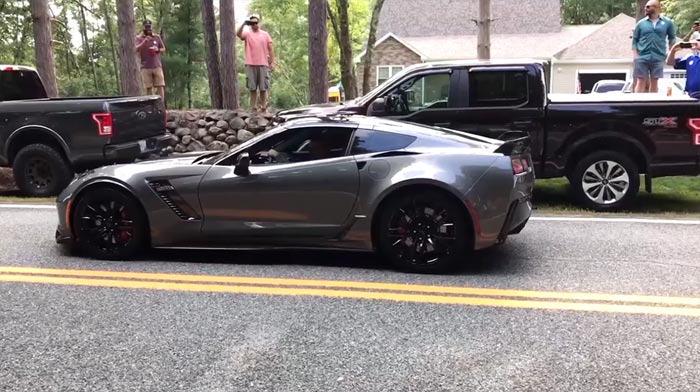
xmin=468 ymin=70 xmax=528 ymax=107
xmin=350 ymin=129 xmax=416 ymax=155
xmin=377 ymin=65 xmax=404 ymax=86
xmin=384 ymin=73 xmax=450 ymax=115
xmin=224 ymin=126 xmax=354 ymax=166
xmin=0 ymin=70 xmax=47 ymax=101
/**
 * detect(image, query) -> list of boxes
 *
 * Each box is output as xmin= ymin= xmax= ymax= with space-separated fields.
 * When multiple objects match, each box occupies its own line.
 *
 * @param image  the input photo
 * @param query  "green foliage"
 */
xmin=561 ymin=0 xmax=636 ymax=25
xmin=664 ymin=0 xmax=700 ymax=36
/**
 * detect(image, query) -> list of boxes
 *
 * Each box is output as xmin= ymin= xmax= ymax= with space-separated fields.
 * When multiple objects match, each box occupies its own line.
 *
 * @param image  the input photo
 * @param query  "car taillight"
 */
xmin=92 ymin=113 xmax=113 ymax=136
xmin=511 ymin=157 xmax=529 ymax=174
xmin=688 ymin=118 xmax=700 ymax=146
xmin=3 ymin=67 xmax=13 ymax=71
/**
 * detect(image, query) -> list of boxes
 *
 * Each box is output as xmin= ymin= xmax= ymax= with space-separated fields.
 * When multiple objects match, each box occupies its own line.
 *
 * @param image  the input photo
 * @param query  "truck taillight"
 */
xmin=688 ymin=118 xmax=700 ymax=146
xmin=511 ymin=157 xmax=529 ymax=174
xmin=3 ymin=67 xmax=13 ymax=71
xmin=92 ymin=113 xmax=113 ymax=136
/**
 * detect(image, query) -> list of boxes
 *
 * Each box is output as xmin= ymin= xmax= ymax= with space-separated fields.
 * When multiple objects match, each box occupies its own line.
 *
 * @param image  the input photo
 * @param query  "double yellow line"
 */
xmin=1 ymin=265 xmax=699 ymax=317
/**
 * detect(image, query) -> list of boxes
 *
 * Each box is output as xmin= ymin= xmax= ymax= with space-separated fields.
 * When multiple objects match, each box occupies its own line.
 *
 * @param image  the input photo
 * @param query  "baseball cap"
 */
xmin=143 ymin=19 xmax=152 ymax=27
xmin=248 ymin=14 xmax=260 ymax=21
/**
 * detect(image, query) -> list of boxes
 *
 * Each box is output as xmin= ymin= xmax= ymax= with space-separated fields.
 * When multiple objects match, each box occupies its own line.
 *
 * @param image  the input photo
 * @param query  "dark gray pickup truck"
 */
xmin=0 ymin=65 xmax=171 ymax=196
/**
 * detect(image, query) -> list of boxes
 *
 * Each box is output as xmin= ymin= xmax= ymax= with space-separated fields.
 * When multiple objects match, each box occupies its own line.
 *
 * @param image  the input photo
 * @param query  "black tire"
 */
xmin=569 ymin=150 xmax=640 ymax=211
xmin=72 ymin=187 xmax=147 ymax=260
xmin=12 ymin=144 xmax=73 ymax=197
xmin=377 ymin=190 xmax=472 ymax=274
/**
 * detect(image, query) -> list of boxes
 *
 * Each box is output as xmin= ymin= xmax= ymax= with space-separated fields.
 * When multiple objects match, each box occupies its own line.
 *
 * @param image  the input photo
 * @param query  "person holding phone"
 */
xmin=237 ymin=14 xmax=275 ymax=113
xmin=666 ymin=39 xmax=700 ymax=98
xmin=135 ymin=20 xmax=166 ymax=101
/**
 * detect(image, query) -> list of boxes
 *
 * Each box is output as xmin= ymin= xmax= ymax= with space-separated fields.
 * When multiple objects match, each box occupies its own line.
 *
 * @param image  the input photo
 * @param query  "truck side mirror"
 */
xmin=234 ymin=152 xmax=250 ymax=176
xmin=368 ymin=98 xmax=386 ymax=116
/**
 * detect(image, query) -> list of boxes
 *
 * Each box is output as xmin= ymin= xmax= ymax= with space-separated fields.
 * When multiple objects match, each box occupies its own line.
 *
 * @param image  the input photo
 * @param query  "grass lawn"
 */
xmin=533 ymin=176 xmax=700 ymax=216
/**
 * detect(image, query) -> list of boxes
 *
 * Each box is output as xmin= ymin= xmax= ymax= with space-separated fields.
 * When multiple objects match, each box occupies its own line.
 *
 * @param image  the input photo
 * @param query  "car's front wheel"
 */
xmin=377 ymin=190 xmax=472 ymax=274
xmin=72 ymin=187 xmax=147 ymax=260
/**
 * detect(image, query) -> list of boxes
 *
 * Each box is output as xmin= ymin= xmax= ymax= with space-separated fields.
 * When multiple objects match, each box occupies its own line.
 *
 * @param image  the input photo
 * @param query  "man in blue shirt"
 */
xmin=632 ymin=0 xmax=676 ymax=93
xmin=666 ymin=40 xmax=700 ymax=98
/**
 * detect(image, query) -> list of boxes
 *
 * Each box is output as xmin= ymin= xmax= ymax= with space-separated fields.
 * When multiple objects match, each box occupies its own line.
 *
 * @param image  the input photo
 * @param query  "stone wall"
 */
xmin=164 ymin=109 xmax=277 ymax=154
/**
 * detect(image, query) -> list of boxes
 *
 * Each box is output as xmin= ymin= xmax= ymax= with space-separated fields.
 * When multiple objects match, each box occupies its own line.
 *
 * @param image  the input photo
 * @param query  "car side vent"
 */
xmin=370 ymin=151 xmax=421 ymax=158
xmin=147 ymin=180 xmax=201 ymax=221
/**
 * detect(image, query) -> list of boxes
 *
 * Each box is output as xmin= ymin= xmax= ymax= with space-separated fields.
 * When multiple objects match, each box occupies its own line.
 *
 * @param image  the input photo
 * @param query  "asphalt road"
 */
xmin=1 ymin=206 xmax=699 ymax=391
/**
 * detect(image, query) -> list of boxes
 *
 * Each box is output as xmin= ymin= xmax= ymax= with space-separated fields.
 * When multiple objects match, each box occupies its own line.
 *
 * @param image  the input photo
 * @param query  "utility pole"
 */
xmin=477 ymin=0 xmax=491 ymax=60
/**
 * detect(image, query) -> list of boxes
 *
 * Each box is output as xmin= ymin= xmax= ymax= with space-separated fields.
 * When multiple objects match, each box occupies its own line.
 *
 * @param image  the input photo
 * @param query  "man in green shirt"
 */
xmin=632 ymin=0 xmax=676 ymax=93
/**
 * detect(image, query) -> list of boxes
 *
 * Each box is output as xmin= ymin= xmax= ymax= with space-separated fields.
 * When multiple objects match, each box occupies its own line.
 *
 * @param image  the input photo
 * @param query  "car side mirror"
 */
xmin=234 ymin=152 xmax=250 ymax=176
xmin=368 ymin=98 xmax=386 ymax=115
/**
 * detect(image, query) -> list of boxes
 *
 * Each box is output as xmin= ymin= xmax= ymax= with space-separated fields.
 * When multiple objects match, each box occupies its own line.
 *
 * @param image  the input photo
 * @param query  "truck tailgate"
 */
xmin=107 ymin=96 xmax=165 ymax=143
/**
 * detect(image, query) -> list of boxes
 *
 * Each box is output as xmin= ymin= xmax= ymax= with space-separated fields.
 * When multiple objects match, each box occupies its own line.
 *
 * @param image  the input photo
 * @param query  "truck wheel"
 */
xmin=569 ymin=150 xmax=640 ymax=211
xmin=12 ymin=144 xmax=73 ymax=197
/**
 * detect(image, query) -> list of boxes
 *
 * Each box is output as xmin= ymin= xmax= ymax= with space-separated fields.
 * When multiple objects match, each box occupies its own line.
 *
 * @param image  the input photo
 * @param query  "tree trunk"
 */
xmin=102 ymin=0 xmax=121 ymax=92
xmin=220 ymin=0 xmax=239 ymax=109
xmin=201 ymin=0 xmax=223 ymax=108
xmin=117 ymin=0 xmax=142 ymax=96
xmin=308 ymin=0 xmax=328 ymax=104
xmin=362 ymin=0 xmax=385 ymax=94
xmin=335 ymin=0 xmax=357 ymax=99
xmin=635 ymin=0 xmax=646 ymax=20
xmin=78 ymin=4 xmax=99 ymax=91
xmin=477 ymin=0 xmax=491 ymax=60
xmin=29 ymin=0 xmax=59 ymax=97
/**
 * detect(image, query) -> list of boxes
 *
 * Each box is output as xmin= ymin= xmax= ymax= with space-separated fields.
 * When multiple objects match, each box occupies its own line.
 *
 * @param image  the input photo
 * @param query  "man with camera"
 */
xmin=237 ymin=14 xmax=275 ymax=113
xmin=666 ymin=39 xmax=700 ymax=98
xmin=135 ymin=20 xmax=166 ymax=101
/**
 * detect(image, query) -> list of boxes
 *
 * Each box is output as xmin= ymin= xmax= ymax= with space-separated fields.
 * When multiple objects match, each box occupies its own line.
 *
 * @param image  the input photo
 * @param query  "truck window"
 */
xmin=384 ymin=73 xmax=450 ymax=115
xmin=468 ymin=70 xmax=528 ymax=107
xmin=0 ymin=70 xmax=48 ymax=101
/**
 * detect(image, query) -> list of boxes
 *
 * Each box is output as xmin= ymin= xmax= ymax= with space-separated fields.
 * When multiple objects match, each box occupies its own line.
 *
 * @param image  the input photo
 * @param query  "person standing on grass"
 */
xmin=237 ymin=14 xmax=275 ymax=113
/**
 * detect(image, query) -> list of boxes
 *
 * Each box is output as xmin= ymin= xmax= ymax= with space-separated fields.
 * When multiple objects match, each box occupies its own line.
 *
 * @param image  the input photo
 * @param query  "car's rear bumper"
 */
xmin=104 ymin=134 xmax=171 ymax=162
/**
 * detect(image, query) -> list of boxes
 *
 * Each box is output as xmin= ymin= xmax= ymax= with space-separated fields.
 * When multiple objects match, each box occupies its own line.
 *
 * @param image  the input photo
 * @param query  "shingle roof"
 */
xmin=394 ymin=25 xmax=600 ymax=61
xmin=554 ymin=14 xmax=637 ymax=60
xmin=376 ymin=0 xmax=562 ymax=38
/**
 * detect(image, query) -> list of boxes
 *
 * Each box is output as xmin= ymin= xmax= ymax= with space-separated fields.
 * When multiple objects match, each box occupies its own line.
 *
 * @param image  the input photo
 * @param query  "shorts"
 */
xmin=245 ymin=65 xmax=269 ymax=91
xmin=633 ymin=59 xmax=664 ymax=79
xmin=141 ymin=67 xmax=165 ymax=88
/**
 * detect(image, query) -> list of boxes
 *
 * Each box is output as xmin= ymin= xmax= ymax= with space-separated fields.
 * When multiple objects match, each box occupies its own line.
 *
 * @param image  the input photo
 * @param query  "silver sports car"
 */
xmin=55 ymin=115 xmax=534 ymax=273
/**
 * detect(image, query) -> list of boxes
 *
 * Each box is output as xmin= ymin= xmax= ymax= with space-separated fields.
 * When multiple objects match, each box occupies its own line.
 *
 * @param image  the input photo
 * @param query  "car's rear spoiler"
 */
xmin=494 ymin=135 xmax=531 ymax=156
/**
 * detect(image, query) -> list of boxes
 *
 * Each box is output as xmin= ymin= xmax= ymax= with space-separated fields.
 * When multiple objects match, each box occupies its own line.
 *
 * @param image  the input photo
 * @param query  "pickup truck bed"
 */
xmin=0 ymin=65 xmax=170 ymax=196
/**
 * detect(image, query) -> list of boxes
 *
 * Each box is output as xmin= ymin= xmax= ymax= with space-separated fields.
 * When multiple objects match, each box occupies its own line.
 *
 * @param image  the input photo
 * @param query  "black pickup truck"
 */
xmin=0 ymin=65 xmax=171 ymax=196
xmin=275 ymin=59 xmax=700 ymax=211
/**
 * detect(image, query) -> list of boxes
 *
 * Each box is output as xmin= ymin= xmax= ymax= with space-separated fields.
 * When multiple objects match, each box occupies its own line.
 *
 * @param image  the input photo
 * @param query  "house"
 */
xmin=355 ymin=0 xmax=685 ymax=94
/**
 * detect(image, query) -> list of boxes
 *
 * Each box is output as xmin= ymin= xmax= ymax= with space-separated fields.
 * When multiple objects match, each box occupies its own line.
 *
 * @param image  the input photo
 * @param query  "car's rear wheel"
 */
xmin=377 ymin=190 xmax=471 ymax=274
xmin=569 ymin=150 xmax=640 ymax=211
xmin=72 ymin=187 xmax=147 ymax=260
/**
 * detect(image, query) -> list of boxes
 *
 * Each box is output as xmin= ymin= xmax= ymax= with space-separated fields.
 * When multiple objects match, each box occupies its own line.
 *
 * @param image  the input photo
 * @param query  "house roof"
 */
xmin=376 ymin=0 xmax=562 ymax=38
xmin=391 ymin=25 xmax=600 ymax=61
xmin=554 ymin=14 xmax=637 ymax=60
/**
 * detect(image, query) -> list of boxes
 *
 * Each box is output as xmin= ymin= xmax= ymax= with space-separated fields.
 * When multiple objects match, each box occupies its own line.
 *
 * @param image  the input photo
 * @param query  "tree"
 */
xmin=636 ymin=0 xmax=645 ymax=20
xmin=117 ymin=0 xmax=142 ymax=96
xmin=361 ymin=0 xmax=384 ymax=95
xmin=561 ymin=0 xmax=635 ymax=25
xmin=308 ymin=0 xmax=328 ymax=103
xmin=29 ymin=0 xmax=59 ymax=97
xmin=220 ymin=0 xmax=239 ymax=109
xmin=201 ymin=0 xmax=223 ymax=108
xmin=329 ymin=0 xmax=358 ymax=99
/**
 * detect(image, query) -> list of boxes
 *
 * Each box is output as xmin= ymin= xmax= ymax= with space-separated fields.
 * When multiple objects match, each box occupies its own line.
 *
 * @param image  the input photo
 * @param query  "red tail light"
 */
xmin=511 ymin=157 xmax=529 ymax=174
xmin=688 ymin=118 xmax=700 ymax=146
xmin=92 ymin=113 xmax=113 ymax=136
xmin=3 ymin=67 xmax=13 ymax=71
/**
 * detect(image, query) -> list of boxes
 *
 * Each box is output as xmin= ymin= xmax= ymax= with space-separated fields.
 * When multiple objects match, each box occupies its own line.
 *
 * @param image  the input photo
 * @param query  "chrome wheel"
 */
xmin=582 ymin=160 xmax=630 ymax=205
xmin=386 ymin=199 xmax=457 ymax=266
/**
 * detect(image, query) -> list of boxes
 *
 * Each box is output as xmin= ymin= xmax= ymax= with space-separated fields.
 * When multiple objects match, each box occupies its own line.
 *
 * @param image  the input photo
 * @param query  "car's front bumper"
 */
xmin=54 ymin=194 xmax=74 ymax=245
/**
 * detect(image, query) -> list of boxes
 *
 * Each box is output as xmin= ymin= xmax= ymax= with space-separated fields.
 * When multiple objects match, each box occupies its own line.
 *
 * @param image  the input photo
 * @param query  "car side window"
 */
xmin=468 ymin=70 xmax=528 ymax=107
xmin=384 ymin=73 xmax=451 ymax=115
xmin=225 ymin=126 xmax=354 ymax=166
xmin=350 ymin=129 xmax=417 ymax=155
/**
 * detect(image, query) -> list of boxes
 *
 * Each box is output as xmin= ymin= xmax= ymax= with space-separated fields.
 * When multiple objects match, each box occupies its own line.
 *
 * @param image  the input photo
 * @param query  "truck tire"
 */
xmin=12 ymin=144 xmax=73 ymax=197
xmin=569 ymin=150 xmax=640 ymax=212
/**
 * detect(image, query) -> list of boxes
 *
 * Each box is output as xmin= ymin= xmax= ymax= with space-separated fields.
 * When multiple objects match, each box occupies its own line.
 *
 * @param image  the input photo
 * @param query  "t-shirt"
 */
xmin=691 ymin=31 xmax=700 ymax=42
xmin=675 ymin=53 xmax=700 ymax=97
xmin=241 ymin=29 xmax=272 ymax=66
xmin=135 ymin=34 xmax=164 ymax=69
